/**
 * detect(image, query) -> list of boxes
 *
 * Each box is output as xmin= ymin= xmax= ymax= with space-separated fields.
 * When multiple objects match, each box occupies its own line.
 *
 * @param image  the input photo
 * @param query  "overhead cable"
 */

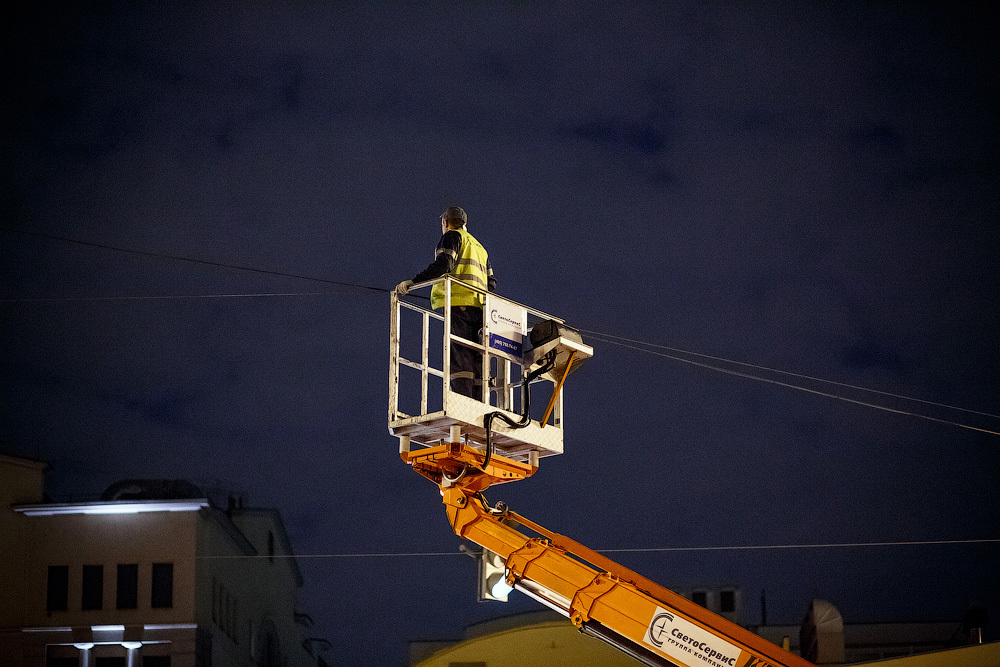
xmin=2 ymin=291 xmax=336 ymax=303
xmin=599 ymin=537 xmax=1000 ymax=553
xmin=583 ymin=332 xmax=1000 ymax=437
xmin=580 ymin=329 xmax=1000 ymax=420
xmin=4 ymin=228 xmax=388 ymax=294
xmin=6 ymin=228 xmax=996 ymax=435
xmin=194 ymin=537 xmax=1000 ymax=559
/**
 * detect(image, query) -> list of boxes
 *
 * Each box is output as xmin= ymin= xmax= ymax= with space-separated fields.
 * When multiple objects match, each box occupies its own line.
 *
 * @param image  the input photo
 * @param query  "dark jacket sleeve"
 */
xmin=487 ymin=258 xmax=496 ymax=292
xmin=413 ymin=231 xmax=461 ymax=283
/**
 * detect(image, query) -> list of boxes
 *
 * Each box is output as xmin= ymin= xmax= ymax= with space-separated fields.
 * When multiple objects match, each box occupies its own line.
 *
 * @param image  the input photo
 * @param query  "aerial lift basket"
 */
xmin=388 ymin=277 xmax=592 ymax=465
xmin=389 ymin=279 xmax=815 ymax=667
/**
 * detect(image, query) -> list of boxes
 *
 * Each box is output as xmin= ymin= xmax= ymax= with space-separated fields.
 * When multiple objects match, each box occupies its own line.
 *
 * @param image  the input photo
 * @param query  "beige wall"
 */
xmin=412 ymin=618 xmax=1000 ymax=667
xmin=1 ymin=463 xmax=319 ymax=667
xmin=21 ymin=510 xmax=199 ymax=629
xmin=211 ymin=510 xmax=313 ymax=667
xmin=851 ymin=642 xmax=1000 ymax=667
xmin=1 ymin=457 xmax=47 ymax=624
xmin=414 ymin=621 xmax=643 ymax=667
xmin=0 ymin=456 xmax=48 ymax=666
xmin=0 ymin=455 xmax=47 ymax=505
xmin=195 ymin=509 xmax=259 ymax=665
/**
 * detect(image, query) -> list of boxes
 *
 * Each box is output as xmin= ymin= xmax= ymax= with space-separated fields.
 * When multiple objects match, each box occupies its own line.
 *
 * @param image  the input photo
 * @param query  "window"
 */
xmin=45 ymin=658 xmax=78 ymax=667
xmin=142 ymin=658 xmax=170 ymax=667
xmin=151 ymin=563 xmax=173 ymax=608
xmin=46 ymin=565 xmax=69 ymax=612
xmin=228 ymin=592 xmax=234 ymax=638
xmin=117 ymin=564 xmax=138 ymax=609
xmin=95 ymin=659 xmax=126 ymax=667
xmin=720 ymin=589 xmax=736 ymax=613
xmin=692 ymin=590 xmax=708 ymax=608
xmin=82 ymin=564 xmax=104 ymax=610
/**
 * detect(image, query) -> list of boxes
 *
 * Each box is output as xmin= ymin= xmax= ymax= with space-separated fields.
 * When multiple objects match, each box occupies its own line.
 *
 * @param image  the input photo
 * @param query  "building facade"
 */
xmin=0 ymin=454 xmax=327 ymax=667
xmin=409 ymin=596 xmax=993 ymax=666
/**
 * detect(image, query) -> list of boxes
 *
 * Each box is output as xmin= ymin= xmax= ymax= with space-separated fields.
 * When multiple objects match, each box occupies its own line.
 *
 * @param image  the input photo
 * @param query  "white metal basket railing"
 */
xmin=388 ymin=276 xmax=571 ymax=462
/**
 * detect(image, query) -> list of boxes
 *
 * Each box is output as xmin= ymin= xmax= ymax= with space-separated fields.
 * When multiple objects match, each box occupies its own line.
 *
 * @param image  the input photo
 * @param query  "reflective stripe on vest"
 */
xmin=431 ymin=227 xmax=489 ymax=309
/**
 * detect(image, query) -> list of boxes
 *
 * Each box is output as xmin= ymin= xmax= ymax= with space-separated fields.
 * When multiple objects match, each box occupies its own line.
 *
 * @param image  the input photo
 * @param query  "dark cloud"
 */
xmin=3 ymin=3 xmax=999 ymax=665
xmin=572 ymin=118 xmax=669 ymax=155
xmin=842 ymin=339 xmax=907 ymax=375
xmin=107 ymin=388 xmax=203 ymax=428
xmin=849 ymin=122 xmax=905 ymax=151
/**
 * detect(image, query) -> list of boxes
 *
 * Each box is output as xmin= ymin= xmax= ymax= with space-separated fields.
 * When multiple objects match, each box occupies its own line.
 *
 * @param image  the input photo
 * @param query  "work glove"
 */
xmin=395 ymin=279 xmax=414 ymax=295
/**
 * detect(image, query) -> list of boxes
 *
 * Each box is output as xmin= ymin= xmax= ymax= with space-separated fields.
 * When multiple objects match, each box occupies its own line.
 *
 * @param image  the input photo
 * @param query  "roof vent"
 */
xmin=801 ymin=599 xmax=845 ymax=664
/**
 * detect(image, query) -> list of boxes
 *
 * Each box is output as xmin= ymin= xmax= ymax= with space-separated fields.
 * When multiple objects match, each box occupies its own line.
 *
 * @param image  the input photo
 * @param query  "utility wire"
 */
xmin=2 ymin=291 xmax=337 ymax=303
xmin=197 ymin=551 xmax=467 ymax=559
xmin=13 ymin=299 xmax=995 ymax=434
xmin=584 ymin=332 xmax=1000 ymax=437
xmin=11 ymin=233 xmax=996 ymax=566
xmin=195 ymin=538 xmax=1000 ymax=559
xmin=580 ymin=329 xmax=1000 ymax=421
xmin=3 ymin=228 xmax=389 ymax=294
xmin=599 ymin=538 xmax=1000 ymax=554
xmin=6 ymin=228 xmax=996 ymax=435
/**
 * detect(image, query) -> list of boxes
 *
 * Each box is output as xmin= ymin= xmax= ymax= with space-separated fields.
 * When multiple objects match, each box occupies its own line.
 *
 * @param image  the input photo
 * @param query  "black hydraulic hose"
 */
xmin=481 ymin=353 xmax=556 ymax=471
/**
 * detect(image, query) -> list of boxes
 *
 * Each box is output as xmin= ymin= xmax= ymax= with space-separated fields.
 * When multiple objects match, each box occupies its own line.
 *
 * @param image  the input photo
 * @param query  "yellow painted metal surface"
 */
xmin=850 ymin=642 xmax=1000 ymax=667
xmin=412 ymin=620 xmax=644 ymax=667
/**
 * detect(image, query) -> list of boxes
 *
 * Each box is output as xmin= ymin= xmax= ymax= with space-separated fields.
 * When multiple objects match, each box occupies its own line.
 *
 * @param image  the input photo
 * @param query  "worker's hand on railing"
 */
xmin=395 ymin=280 xmax=414 ymax=295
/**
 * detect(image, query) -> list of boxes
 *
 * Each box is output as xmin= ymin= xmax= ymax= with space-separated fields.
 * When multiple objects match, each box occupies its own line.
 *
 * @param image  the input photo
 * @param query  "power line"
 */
xmin=6 ymin=228 xmax=996 ymax=435
xmin=3 ymin=228 xmax=389 ymax=294
xmin=581 ymin=329 xmax=1000 ymax=421
xmin=584 ymin=332 xmax=1000 ymax=437
xmin=11 ymin=297 xmax=995 ymax=434
xmin=600 ymin=538 xmax=1000 ymax=554
xmin=194 ymin=538 xmax=1000 ymax=560
xmin=198 ymin=551 xmax=467 ymax=559
xmin=2 ymin=291 xmax=336 ymax=303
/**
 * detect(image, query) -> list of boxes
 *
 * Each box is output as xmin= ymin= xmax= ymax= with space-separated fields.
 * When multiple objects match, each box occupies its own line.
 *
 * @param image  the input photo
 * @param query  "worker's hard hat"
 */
xmin=441 ymin=206 xmax=467 ymax=224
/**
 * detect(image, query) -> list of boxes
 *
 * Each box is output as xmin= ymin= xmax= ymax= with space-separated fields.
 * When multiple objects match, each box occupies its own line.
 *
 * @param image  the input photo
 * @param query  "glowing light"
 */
xmin=21 ymin=627 xmax=72 ymax=632
xmin=15 ymin=500 xmax=209 ymax=516
xmin=489 ymin=574 xmax=514 ymax=599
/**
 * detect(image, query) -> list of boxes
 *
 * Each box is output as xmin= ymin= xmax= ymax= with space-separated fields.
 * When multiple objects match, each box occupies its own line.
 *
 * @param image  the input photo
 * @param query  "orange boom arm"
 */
xmin=403 ymin=442 xmax=814 ymax=667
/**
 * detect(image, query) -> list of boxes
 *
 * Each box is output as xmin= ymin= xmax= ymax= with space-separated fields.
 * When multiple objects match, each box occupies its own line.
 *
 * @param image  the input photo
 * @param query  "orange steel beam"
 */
xmin=434 ymin=467 xmax=814 ymax=667
xmin=503 ymin=508 xmax=814 ymax=667
xmin=401 ymin=442 xmax=536 ymax=492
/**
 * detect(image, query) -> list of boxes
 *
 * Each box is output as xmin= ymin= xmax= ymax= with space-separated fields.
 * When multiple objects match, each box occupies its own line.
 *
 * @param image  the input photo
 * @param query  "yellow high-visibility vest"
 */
xmin=431 ymin=227 xmax=489 ymax=309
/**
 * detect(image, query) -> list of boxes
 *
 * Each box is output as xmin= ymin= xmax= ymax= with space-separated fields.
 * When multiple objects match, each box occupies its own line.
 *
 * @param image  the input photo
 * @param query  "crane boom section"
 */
xmin=441 ymin=482 xmax=814 ymax=667
xmin=391 ymin=287 xmax=811 ymax=667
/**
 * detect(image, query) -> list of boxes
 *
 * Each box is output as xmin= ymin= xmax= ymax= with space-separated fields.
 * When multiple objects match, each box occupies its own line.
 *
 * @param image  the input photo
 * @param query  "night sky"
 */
xmin=3 ymin=3 xmax=998 ymax=666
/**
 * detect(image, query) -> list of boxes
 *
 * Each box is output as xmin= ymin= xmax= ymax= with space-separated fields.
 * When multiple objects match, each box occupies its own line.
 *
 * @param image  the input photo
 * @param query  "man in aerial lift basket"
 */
xmin=396 ymin=206 xmax=496 ymax=398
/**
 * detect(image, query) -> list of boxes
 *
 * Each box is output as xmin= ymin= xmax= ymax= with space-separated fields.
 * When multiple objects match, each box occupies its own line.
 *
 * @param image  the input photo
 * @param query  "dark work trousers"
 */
xmin=450 ymin=305 xmax=483 ymax=399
